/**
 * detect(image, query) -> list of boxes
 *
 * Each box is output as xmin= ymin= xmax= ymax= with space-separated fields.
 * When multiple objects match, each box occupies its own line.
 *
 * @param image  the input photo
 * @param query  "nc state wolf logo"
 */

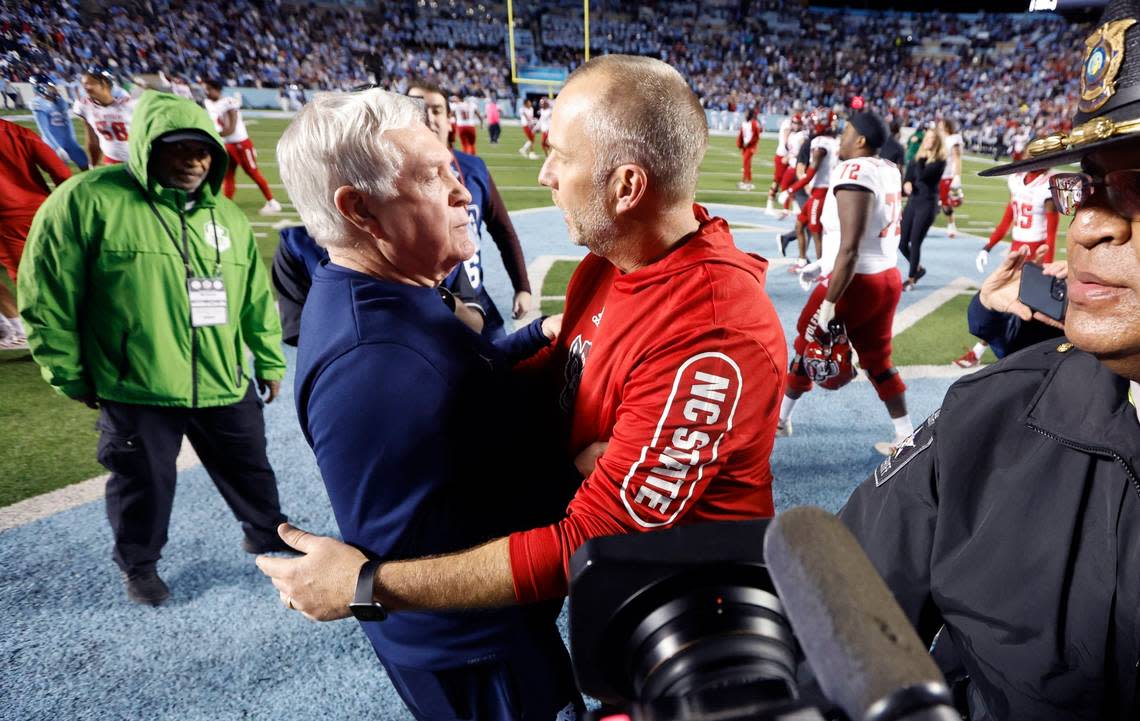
xmin=620 ymin=352 xmax=743 ymax=528
xmin=559 ymin=334 xmax=593 ymax=414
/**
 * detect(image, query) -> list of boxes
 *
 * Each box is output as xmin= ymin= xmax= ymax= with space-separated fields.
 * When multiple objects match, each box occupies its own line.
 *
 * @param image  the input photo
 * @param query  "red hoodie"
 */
xmin=509 ymin=205 xmax=787 ymax=602
xmin=0 ymin=118 xmax=70 ymax=216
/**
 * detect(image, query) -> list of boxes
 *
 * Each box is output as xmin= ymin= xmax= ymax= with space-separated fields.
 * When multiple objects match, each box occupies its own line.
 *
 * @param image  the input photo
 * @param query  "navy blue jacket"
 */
xmin=294 ymin=262 xmax=568 ymax=669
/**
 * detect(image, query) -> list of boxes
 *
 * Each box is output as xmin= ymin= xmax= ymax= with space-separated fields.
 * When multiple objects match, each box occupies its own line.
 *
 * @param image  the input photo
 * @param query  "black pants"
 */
xmin=96 ymin=384 xmax=286 ymax=575
xmin=489 ymin=123 xmax=501 ymax=143
xmin=900 ymin=196 xmax=938 ymax=280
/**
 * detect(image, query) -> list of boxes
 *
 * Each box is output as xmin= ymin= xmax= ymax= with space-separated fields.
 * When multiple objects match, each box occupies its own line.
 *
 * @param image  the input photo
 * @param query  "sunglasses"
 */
xmin=1049 ymin=170 xmax=1140 ymax=219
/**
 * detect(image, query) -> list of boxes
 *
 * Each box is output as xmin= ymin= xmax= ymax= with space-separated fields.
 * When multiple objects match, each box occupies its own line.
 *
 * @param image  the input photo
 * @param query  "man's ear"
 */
xmin=613 ymin=164 xmax=649 ymax=216
xmin=333 ymin=186 xmax=376 ymax=236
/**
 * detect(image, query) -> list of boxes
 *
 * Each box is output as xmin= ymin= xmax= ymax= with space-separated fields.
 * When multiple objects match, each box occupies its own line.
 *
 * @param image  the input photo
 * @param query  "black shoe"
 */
xmin=241 ymin=533 xmax=297 ymax=555
xmin=780 ymin=233 xmax=796 ymax=257
xmin=914 ymin=266 xmax=927 ymax=282
xmin=123 ymin=570 xmax=170 ymax=606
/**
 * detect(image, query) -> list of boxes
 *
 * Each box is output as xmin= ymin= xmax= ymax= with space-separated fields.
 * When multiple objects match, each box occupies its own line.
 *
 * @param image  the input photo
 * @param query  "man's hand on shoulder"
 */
xmin=255 ymin=523 xmax=365 ymax=622
xmin=257 ymin=378 xmax=280 ymax=404
xmin=541 ymin=313 xmax=563 ymax=342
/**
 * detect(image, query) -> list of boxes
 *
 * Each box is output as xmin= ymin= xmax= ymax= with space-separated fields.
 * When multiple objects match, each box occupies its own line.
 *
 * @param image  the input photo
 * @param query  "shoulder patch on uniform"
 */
xmin=874 ymin=409 xmax=940 ymax=487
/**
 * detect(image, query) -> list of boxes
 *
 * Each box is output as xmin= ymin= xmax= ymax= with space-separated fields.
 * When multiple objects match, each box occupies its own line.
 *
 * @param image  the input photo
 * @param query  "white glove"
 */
xmin=951 ymin=174 xmax=962 ymax=190
xmin=975 ymin=249 xmax=989 ymax=274
xmin=797 ymin=261 xmax=822 ymax=292
xmin=777 ymin=190 xmax=790 ymax=207
xmin=815 ymin=299 xmax=837 ymax=330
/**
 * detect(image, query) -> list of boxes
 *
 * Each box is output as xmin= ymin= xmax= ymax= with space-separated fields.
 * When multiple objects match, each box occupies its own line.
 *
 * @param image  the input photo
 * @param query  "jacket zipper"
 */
xmin=179 ymin=206 xmax=199 ymax=409
xmin=1028 ymin=424 xmax=1140 ymax=499
xmin=1031 ymin=422 xmax=1140 ymax=714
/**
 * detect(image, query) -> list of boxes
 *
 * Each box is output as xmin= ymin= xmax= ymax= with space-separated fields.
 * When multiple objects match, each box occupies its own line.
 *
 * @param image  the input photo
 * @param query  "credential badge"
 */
xmin=1080 ymin=19 xmax=1137 ymax=113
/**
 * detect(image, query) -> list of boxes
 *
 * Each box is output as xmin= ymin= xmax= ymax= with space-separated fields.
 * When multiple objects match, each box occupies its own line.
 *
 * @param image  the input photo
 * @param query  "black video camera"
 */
xmin=568 ymin=512 xmax=960 ymax=721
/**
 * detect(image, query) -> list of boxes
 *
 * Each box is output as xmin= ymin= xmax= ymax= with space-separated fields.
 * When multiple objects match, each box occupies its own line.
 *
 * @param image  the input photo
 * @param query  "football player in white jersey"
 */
xmin=518 ymin=98 xmax=538 ymax=159
xmin=779 ymin=111 xmax=912 ymax=455
xmin=537 ymin=97 xmax=554 ymax=157
xmin=203 ymin=80 xmax=281 ymax=214
xmin=452 ymin=95 xmax=482 ymax=155
xmin=766 ymin=112 xmax=800 ymax=212
xmin=72 ymin=68 xmax=135 ymax=166
xmin=938 ymin=118 xmax=964 ymax=238
xmin=957 ymin=169 xmax=1059 ymax=367
xmin=784 ymin=109 xmax=838 ymax=268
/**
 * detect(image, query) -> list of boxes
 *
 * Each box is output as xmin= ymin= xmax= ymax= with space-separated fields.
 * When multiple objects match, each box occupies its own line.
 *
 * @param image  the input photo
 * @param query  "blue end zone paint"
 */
xmin=1 ymin=204 xmax=980 ymax=719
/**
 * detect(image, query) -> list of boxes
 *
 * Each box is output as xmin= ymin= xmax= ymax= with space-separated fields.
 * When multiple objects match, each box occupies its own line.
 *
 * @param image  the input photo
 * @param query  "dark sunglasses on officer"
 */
xmin=1049 ymin=168 xmax=1140 ymax=218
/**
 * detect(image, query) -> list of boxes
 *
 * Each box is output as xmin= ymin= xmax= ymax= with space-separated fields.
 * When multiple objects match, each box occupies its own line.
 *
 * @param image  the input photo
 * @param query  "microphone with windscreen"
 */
xmin=763 ymin=506 xmax=958 ymax=721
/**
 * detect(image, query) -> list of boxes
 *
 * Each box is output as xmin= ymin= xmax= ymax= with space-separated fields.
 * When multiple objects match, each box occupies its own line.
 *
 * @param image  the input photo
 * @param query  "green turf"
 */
xmin=1 ymin=119 xmax=1044 ymax=505
xmin=891 ymin=293 xmax=999 ymax=366
xmin=540 ymin=259 xmax=577 ymax=298
xmin=0 ymin=350 xmax=102 ymax=506
xmin=540 ymin=299 xmax=565 ymax=315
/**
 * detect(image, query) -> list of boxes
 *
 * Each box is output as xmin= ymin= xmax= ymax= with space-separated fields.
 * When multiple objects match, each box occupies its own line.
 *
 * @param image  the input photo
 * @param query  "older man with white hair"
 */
xmin=260 ymin=57 xmax=787 ymax=716
xmin=269 ymin=88 xmax=579 ymax=720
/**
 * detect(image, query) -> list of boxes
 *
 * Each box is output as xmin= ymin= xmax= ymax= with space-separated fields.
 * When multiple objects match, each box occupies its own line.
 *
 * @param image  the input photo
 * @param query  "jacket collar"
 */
xmin=1022 ymin=346 xmax=1140 ymax=483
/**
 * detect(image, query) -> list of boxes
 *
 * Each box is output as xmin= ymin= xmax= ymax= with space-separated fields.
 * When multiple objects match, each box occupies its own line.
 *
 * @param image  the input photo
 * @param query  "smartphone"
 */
xmin=1018 ymin=262 xmax=1067 ymax=322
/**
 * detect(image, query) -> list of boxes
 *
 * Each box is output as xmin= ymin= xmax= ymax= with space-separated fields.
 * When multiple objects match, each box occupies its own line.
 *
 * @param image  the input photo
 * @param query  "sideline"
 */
xmin=0 ymin=439 xmax=201 ymax=532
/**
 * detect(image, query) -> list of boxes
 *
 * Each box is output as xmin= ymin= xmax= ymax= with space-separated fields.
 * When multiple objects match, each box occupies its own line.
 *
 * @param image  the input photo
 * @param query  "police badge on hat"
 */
xmin=1080 ymin=19 xmax=1137 ymax=113
xmin=982 ymin=0 xmax=1140 ymax=176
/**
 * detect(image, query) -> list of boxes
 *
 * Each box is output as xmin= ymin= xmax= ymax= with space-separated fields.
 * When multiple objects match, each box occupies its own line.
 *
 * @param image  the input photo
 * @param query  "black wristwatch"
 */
xmin=348 ymin=558 xmax=388 ymax=622
xmin=437 ymin=286 xmax=457 ymax=313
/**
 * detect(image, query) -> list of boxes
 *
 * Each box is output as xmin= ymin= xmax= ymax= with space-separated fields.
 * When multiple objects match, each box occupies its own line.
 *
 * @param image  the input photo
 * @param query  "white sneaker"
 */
xmin=518 ymin=147 xmax=527 ymax=156
xmin=947 ymin=222 xmax=957 ymax=239
xmin=737 ymin=181 xmax=747 ymax=190
xmin=745 ymin=183 xmax=755 ymax=191
xmin=0 ymin=333 xmax=28 ymax=351
xmin=873 ymin=441 xmax=897 ymax=456
xmin=786 ymin=258 xmax=808 ymax=274
xmin=776 ymin=419 xmax=793 ymax=438
xmin=528 ymin=152 xmax=539 ymax=160
xmin=259 ymin=199 xmax=283 ymax=215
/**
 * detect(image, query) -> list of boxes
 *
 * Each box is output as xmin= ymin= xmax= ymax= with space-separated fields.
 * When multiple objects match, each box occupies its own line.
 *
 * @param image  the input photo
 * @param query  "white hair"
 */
xmin=277 ymin=89 xmax=423 ymax=248
xmin=570 ymin=55 xmax=708 ymax=205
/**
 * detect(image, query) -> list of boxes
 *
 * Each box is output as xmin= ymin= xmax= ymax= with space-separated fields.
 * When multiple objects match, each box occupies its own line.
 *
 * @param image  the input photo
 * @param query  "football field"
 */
xmin=1 ymin=116 xmax=1035 ymax=506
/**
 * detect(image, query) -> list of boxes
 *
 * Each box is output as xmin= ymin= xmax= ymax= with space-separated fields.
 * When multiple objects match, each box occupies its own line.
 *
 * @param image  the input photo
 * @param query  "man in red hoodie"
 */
xmin=0 ymin=118 xmax=71 ymax=349
xmin=258 ymin=55 xmax=786 ymax=621
xmin=737 ymin=107 xmax=761 ymax=190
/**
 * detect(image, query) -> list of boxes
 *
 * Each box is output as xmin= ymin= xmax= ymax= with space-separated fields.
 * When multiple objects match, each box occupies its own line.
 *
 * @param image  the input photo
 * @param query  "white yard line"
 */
xmin=0 ymin=439 xmax=201 ymax=532
xmin=892 ymin=276 xmax=976 ymax=335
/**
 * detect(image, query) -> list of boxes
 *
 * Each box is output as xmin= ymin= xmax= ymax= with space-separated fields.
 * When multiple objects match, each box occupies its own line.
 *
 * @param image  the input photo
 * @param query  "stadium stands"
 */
xmin=1 ymin=0 xmax=1088 ymax=152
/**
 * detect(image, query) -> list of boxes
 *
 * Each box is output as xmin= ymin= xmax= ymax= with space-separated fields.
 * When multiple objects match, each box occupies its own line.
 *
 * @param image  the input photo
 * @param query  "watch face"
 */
xmin=349 ymin=602 xmax=388 ymax=622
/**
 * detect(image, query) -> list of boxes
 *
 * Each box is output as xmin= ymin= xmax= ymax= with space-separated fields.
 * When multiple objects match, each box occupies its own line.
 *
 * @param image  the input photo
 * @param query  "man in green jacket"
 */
xmin=19 ymin=91 xmax=290 ymax=606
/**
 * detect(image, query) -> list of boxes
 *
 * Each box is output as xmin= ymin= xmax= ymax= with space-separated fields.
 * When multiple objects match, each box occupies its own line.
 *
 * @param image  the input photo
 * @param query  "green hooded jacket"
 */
xmin=19 ymin=90 xmax=286 ymax=408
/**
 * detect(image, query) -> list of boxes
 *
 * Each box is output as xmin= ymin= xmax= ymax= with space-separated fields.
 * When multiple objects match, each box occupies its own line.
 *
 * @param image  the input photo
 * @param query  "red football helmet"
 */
xmin=947 ymin=186 xmax=965 ymax=208
xmin=810 ymin=108 xmax=837 ymax=135
xmin=802 ymin=321 xmax=857 ymax=390
xmin=791 ymin=112 xmax=803 ymax=127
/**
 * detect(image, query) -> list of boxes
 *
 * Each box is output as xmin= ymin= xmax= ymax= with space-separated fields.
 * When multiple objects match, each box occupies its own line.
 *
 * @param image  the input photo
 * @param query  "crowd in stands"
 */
xmin=2 ymin=0 xmax=1089 ymax=151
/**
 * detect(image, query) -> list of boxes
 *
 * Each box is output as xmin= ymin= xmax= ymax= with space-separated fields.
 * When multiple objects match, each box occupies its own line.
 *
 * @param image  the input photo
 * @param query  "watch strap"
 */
xmin=349 ymin=558 xmax=387 ymax=622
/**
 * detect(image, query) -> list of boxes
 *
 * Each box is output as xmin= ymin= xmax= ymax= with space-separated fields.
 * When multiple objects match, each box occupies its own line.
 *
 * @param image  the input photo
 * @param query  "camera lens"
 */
xmin=624 ymin=583 xmax=797 ymax=703
xmin=1051 ymin=278 xmax=1066 ymax=301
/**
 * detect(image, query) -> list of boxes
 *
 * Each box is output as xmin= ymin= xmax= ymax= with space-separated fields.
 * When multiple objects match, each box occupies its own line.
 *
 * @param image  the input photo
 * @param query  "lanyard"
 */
xmin=130 ymin=171 xmax=220 ymax=278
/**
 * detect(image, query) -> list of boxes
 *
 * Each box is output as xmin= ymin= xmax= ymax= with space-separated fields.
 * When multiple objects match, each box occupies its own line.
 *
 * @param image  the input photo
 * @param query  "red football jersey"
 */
xmin=509 ymin=205 xmax=787 ymax=602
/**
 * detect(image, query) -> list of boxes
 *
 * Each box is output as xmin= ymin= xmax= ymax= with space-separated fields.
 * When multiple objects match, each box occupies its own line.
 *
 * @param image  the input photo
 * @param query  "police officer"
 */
xmin=839 ymin=2 xmax=1140 ymax=718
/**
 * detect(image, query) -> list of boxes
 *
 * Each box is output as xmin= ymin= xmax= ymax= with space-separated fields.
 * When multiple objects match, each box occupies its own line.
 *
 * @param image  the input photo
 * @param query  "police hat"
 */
xmin=982 ymin=0 xmax=1140 ymax=176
